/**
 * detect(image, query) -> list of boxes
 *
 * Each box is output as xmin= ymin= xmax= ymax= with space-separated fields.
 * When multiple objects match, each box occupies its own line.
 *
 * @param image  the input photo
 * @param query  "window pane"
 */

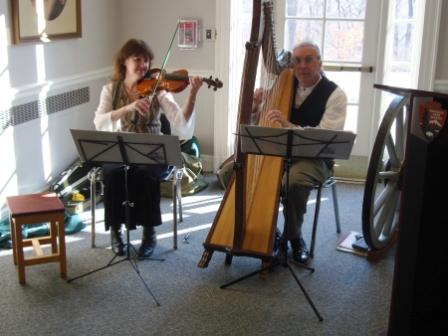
xmin=324 ymin=21 xmax=364 ymax=62
xmin=284 ymin=19 xmax=323 ymax=51
xmin=326 ymin=0 xmax=366 ymax=19
xmin=286 ymin=0 xmax=324 ymax=18
xmin=393 ymin=23 xmax=414 ymax=62
xmin=240 ymin=0 xmax=252 ymax=41
xmin=388 ymin=64 xmax=412 ymax=88
xmin=395 ymin=0 xmax=416 ymax=19
xmin=344 ymin=105 xmax=359 ymax=133
xmin=391 ymin=63 xmax=411 ymax=73
xmin=325 ymin=71 xmax=360 ymax=104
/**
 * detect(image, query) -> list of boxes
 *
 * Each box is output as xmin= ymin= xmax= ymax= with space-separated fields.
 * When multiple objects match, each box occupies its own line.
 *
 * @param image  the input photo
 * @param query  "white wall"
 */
xmin=116 ymin=0 xmax=216 ymax=156
xmin=0 ymin=0 xmax=119 ymax=209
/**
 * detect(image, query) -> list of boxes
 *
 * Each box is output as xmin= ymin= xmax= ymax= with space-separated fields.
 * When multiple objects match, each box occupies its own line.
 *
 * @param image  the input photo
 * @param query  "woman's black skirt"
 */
xmin=102 ymin=164 xmax=167 ymax=231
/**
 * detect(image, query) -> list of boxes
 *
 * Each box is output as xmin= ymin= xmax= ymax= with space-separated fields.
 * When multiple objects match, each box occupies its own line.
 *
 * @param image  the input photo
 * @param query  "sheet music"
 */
xmin=70 ymin=129 xmax=182 ymax=167
xmin=240 ymin=124 xmax=356 ymax=160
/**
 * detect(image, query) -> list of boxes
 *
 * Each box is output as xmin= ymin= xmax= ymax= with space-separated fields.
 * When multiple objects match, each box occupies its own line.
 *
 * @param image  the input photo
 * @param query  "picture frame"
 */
xmin=10 ymin=0 xmax=82 ymax=44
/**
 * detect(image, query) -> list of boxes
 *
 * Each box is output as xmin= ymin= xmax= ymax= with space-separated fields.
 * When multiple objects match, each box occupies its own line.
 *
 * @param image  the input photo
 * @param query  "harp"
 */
xmin=198 ymin=0 xmax=295 ymax=267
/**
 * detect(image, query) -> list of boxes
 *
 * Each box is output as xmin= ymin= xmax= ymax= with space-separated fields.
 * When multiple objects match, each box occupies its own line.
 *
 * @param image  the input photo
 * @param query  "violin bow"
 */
xmin=148 ymin=22 xmax=180 ymax=100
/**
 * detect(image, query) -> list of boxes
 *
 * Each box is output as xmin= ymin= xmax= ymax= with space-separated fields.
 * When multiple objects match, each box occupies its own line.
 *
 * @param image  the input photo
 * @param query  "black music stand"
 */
xmin=221 ymin=125 xmax=356 ymax=321
xmin=67 ymin=129 xmax=182 ymax=306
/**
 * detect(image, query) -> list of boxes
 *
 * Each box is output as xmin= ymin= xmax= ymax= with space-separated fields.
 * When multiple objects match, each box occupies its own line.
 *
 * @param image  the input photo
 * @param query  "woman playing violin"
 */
xmin=94 ymin=38 xmax=203 ymax=258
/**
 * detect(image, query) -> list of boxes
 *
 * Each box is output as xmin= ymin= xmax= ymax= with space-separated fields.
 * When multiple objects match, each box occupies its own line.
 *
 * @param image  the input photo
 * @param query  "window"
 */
xmin=283 ymin=0 xmax=367 ymax=135
xmin=383 ymin=0 xmax=422 ymax=88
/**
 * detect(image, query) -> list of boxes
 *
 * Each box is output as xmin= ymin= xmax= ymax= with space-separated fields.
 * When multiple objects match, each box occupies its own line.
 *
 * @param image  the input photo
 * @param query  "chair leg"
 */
xmin=172 ymin=176 xmax=178 ymax=250
xmin=50 ymin=220 xmax=58 ymax=254
xmin=57 ymin=214 xmax=67 ymax=279
xmin=14 ymin=220 xmax=26 ymax=284
xmin=88 ymin=167 xmax=102 ymax=249
xmin=310 ymin=185 xmax=322 ymax=259
xmin=176 ymin=169 xmax=183 ymax=222
xmin=10 ymin=216 xmax=17 ymax=265
xmin=177 ymin=181 xmax=183 ymax=223
xmin=331 ymin=183 xmax=341 ymax=233
xmin=90 ymin=173 xmax=96 ymax=248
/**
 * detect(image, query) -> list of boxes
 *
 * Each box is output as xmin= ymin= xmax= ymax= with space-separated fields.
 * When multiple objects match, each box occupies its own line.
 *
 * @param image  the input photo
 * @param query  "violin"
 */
xmin=136 ymin=68 xmax=223 ymax=96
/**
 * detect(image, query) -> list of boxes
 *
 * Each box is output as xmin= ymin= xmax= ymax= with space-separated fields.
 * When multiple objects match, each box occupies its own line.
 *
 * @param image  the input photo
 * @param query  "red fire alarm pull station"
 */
xmin=178 ymin=19 xmax=199 ymax=49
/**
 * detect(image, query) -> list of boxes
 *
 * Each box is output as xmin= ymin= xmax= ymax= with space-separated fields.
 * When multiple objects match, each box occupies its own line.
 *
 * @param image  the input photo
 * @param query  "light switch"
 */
xmin=205 ymin=28 xmax=216 ymax=41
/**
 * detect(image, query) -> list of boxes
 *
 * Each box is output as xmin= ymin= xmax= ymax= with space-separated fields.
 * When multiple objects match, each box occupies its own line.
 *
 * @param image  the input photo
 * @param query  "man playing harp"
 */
xmin=253 ymin=41 xmax=347 ymax=264
xmin=201 ymin=0 xmax=346 ymax=268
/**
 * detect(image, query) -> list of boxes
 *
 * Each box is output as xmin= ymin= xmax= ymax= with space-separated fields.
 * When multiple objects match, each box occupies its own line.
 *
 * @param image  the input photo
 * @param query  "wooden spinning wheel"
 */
xmin=362 ymin=89 xmax=409 ymax=250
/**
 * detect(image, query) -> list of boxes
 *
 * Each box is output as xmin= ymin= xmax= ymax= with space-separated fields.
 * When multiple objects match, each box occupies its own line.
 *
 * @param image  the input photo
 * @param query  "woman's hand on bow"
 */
xmin=128 ymin=97 xmax=151 ymax=116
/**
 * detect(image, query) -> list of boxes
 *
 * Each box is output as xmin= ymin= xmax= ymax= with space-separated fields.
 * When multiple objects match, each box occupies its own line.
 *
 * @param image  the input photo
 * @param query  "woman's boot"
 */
xmin=138 ymin=226 xmax=157 ymax=259
xmin=111 ymin=226 xmax=125 ymax=256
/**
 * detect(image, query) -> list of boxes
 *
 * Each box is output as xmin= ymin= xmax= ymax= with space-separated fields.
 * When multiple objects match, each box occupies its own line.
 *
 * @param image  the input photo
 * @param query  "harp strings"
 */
xmin=245 ymin=20 xmax=279 ymax=208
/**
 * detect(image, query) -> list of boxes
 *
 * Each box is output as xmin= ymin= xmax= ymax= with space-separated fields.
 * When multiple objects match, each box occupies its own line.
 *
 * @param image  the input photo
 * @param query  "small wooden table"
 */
xmin=7 ymin=192 xmax=66 ymax=284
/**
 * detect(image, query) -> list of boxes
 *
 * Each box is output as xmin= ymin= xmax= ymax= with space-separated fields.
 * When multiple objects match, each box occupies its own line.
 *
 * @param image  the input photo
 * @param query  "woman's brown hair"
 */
xmin=111 ymin=39 xmax=154 ymax=82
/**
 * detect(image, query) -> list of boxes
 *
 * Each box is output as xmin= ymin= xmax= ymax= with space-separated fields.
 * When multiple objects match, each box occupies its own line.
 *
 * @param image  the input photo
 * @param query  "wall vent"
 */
xmin=1 ymin=87 xmax=90 ymax=132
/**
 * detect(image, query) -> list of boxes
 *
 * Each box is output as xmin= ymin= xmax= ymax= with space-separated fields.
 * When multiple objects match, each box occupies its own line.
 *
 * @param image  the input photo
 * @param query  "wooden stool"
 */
xmin=7 ymin=192 xmax=67 ymax=284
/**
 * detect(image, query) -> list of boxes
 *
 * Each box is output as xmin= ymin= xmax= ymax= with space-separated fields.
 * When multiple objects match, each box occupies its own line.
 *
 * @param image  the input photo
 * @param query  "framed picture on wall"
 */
xmin=10 ymin=0 xmax=82 ymax=44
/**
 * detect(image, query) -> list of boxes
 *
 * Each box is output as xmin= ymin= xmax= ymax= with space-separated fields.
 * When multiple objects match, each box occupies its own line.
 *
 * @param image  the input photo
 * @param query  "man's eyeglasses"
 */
xmin=292 ymin=55 xmax=320 ymax=66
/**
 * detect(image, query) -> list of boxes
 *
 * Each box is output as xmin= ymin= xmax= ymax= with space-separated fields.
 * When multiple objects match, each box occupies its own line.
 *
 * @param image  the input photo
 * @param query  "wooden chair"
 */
xmin=7 ymin=192 xmax=66 ymax=284
xmin=309 ymin=176 xmax=341 ymax=258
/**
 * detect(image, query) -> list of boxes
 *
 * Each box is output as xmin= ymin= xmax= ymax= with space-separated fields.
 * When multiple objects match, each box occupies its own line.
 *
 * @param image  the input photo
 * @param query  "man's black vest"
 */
xmin=290 ymin=76 xmax=337 ymax=127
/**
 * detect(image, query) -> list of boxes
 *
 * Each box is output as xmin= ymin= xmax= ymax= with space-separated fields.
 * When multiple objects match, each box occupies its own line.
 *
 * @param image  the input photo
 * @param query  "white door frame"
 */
xmin=213 ymin=0 xmax=232 ymax=171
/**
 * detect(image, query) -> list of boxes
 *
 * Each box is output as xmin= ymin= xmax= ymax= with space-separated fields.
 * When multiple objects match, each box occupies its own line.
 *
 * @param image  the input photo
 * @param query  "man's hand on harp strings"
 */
xmin=251 ymin=88 xmax=268 ymax=124
xmin=252 ymin=88 xmax=266 ymax=113
xmin=266 ymin=109 xmax=297 ymax=129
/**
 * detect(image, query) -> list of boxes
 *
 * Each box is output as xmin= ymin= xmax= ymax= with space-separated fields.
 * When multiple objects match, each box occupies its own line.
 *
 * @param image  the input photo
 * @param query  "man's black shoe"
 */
xmin=290 ymin=238 xmax=310 ymax=265
xmin=111 ymin=228 xmax=125 ymax=256
xmin=138 ymin=227 xmax=157 ymax=259
xmin=291 ymin=248 xmax=310 ymax=265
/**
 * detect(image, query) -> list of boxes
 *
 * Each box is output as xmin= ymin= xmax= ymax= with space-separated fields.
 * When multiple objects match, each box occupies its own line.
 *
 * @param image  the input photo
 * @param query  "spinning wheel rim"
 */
xmin=362 ymin=95 xmax=408 ymax=250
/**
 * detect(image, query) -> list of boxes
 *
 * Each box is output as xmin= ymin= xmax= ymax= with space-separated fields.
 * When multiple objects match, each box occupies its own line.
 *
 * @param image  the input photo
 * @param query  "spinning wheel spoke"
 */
xmin=377 ymin=170 xmax=399 ymax=181
xmin=374 ymin=188 xmax=399 ymax=238
xmin=385 ymin=134 xmax=400 ymax=168
xmin=381 ymin=192 xmax=399 ymax=238
xmin=373 ymin=181 xmax=398 ymax=217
